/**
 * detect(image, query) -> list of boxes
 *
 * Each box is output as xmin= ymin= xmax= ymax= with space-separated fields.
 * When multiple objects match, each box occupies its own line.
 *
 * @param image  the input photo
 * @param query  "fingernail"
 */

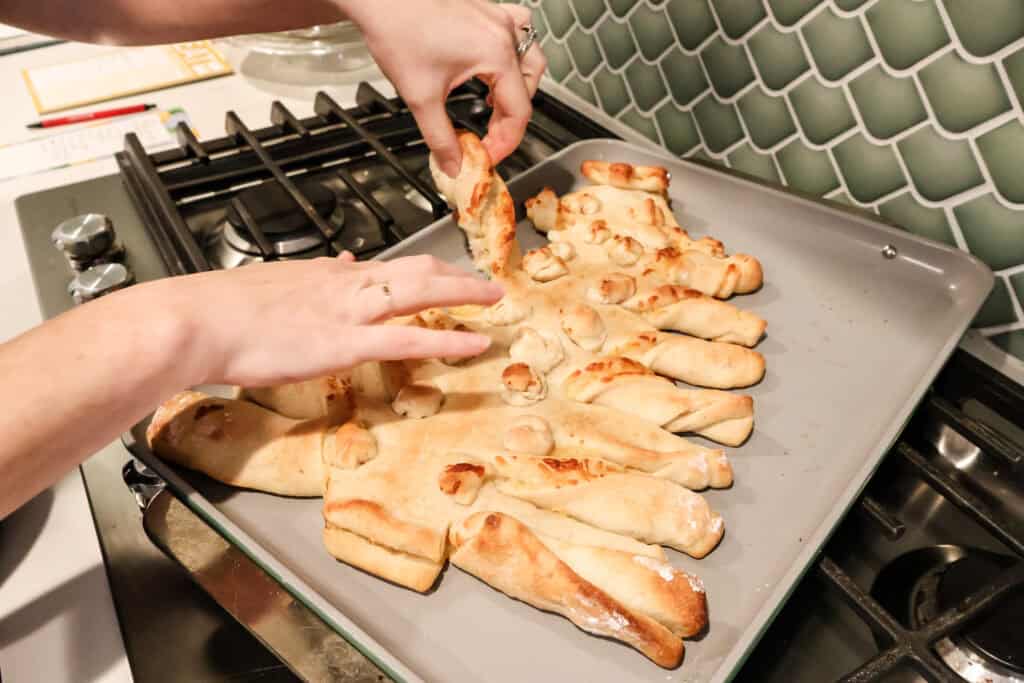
xmin=487 ymin=282 xmax=505 ymax=297
xmin=440 ymin=156 xmax=460 ymax=178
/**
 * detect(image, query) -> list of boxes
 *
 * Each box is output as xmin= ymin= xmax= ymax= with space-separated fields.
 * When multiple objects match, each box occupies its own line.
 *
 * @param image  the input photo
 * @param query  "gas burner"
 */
xmin=871 ymin=546 xmax=1024 ymax=683
xmin=207 ymin=177 xmax=345 ymax=268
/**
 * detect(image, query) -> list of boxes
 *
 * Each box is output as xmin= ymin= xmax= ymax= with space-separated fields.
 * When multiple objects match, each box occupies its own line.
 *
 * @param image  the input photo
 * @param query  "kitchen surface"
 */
xmin=1 ymin=2 xmax=1024 ymax=682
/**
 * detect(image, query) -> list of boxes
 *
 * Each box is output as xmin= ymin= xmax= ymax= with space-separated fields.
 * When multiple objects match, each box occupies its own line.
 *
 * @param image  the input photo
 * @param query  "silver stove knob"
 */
xmin=68 ymin=262 xmax=133 ymax=303
xmin=52 ymin=213 xmax=115 ymax=259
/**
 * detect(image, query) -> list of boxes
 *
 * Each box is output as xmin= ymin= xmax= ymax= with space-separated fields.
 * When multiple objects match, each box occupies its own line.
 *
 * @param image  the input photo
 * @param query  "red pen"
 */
xmin=27 ymin=103 xmax=157 ymax=129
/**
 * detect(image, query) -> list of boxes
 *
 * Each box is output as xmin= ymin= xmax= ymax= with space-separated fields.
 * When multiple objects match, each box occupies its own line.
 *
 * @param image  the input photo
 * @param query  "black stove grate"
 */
xmin=817 ymin=349 xmax=1024 ymax=682
xmin=115 ymin=80 xmax=615 ymax=276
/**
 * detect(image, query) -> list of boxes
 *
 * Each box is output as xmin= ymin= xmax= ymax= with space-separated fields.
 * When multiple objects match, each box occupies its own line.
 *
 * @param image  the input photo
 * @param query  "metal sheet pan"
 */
xmin=127 ymin=139 xmax=993 ymax=682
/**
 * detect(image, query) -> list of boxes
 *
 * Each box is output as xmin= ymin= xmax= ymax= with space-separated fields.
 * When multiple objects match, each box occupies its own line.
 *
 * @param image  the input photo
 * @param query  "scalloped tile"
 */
xmin=566 ymin=25 xmax=603 ymax=77
xmin=832 ymin=133 xmax=907 ymax=203
xmin=990 ymin=330 xmax=1024 ymax=362
xmin=654 ymin=103 xmax=700 ymax=155
xmin=608 ymin=0 xmax=636 ymax=19
xmin=624 ymin=58 xmax=668 ymax=112
xmin=848 ymin=66 xmax=928 ymax=140
xmin=629 ymin=4 xmax=675 ymax=60
xmin=788 ymin=77 xmax=856 ymax=145
xmin=693 ymin=96 xmax=745 ymax=153
xmin=1003 ymin=47 xmax=1024 ymax=108
xmin=737 ymin=86 xmax=797 ymax=149
xmin=709 ymin=0 xmax=767 ymax=41
xmin=618 ymin=107 xmax=661 ymax=143
xmin=701 ymin=36 xmax=756 ymax=99
xmin=747 ymin=23 xmax=811 ymax=91
xmin=834 ymin=0 xmax=870 ymax=10
xmin=942 ymin=0 xmax=1024 ymax=59
xmin=591 ymin=66 xmax=631 ymax=116
xmin=767 ymin=0 xmax=821 ymax=27
xmin=865 ymin=0 xmax=950 ymax=71
xmin=564 ymin=73 xmax=598 ymax=105
xmin=977 ymin=119 xmax=1024 ymax=205
xmin=973 ymin=277 xmax=1018 ymax=327
xmin=528 ymin=0 xmax=1024 ymax=330
xmin=776 ymin=139 xmax=840 ymax=196
xmin=660 ymin=47 xmax=710 ymax=106
xmin=1012 ymin=271 xmax=1024 ymax=309
xmin=878 ymin=193 xmax=957 ymax=247
xmin=570 ymin=0 xmax=607 ymax=29
xmin=542 ymin=37 xmax=574 ymax=82
xmin=540 ymin=0 xmax=576 ymax=39
xmin=919 ymin=52 xmax=1012 ymax=134
xmin=801 ymin=5 xmax=873 ymax=82
xmin=665 ymin=0 xmax=717 ymax=51
xmin=898 ymin=126 xmax=985 ymax=202
xmin=956 ymin=193 xmax=1024 ymax=271
xmin=728 ymin=143 xmax=781 ymax=183
xmin=596 ymin=16 xmax=637 ymax=69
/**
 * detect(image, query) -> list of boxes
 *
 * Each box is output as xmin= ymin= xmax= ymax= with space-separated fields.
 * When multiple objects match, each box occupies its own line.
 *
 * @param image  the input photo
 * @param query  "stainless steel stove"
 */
xmin=14 ymin=80 xmax=1024 ymax=683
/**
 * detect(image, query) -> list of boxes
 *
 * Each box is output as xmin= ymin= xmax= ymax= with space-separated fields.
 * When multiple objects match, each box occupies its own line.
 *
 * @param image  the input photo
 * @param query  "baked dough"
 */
xmin=147 ymin=133 xmax=771 ymax=669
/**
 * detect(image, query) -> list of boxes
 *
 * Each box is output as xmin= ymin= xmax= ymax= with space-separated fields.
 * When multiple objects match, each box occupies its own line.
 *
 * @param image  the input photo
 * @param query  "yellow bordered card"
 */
xmin=22 ymin=42 xmax=232 ymax=114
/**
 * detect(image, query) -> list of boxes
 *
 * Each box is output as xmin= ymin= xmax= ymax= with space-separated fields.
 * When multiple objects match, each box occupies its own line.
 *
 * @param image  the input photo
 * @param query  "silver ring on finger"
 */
xmin=516 ymin=25 xmax=537 ymax=58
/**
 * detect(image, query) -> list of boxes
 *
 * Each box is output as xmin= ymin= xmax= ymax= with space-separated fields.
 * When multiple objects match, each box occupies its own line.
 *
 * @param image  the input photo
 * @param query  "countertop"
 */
xmin=0 ymin=35 xmax=393 ymax=682
xmin=2 ymin=29 xmax=1023 ymax=683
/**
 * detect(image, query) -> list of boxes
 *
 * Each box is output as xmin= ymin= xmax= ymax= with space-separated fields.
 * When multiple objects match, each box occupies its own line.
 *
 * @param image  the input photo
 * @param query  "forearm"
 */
xmin=0 ymin=0 xmax=356 ymax=46
xmin=0 ymin=281 xmax=198 ymax=519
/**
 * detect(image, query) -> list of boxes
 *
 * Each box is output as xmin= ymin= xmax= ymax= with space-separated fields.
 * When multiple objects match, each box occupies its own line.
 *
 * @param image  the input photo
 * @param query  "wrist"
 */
xmin=121 ymin=276 xmax=210 ymax=390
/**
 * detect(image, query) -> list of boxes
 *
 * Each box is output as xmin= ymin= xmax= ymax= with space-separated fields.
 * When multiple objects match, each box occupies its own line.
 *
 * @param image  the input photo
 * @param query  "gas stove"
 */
xmin=14 ymin=80 xmax=1024 ymax=683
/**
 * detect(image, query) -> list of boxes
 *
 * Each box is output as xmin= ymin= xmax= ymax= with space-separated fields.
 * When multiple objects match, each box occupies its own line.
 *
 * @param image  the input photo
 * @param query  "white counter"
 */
xmin=0 ymin=37 xmax=392 ymax=682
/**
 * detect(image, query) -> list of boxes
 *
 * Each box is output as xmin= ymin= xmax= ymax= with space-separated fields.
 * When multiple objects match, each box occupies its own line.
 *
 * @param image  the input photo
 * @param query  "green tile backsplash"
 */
xmin=514 ymin=0 xmax=1024 ymax=359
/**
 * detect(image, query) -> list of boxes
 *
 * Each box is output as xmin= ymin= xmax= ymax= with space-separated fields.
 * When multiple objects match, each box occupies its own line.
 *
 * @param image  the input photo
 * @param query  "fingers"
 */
xmin=481 ymin=61 xmax=532 ymax=164
xmin=374 ymin=253 xmax=475 ymax=280
xmin=352 ymin=325 xmax=492 ymax=364
xmin=520 ymin=44 xmax=546 ymax=99
xmin=408 ymin=93 xmax=462 ymax=177
xmin=360 ymin=275 xmax=505 ymax=322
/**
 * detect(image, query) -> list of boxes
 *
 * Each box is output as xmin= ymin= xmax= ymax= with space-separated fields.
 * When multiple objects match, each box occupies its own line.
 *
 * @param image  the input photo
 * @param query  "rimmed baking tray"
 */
xmin=127 ymin=138 xmax=993 ymax=682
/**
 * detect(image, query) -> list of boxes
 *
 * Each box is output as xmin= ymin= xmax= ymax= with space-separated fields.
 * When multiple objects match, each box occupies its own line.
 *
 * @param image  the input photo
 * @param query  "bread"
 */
xmin=448 ymin=512 xmax=685 ymax=668
xmin=147 ymin=133 xmax=772 ymax=670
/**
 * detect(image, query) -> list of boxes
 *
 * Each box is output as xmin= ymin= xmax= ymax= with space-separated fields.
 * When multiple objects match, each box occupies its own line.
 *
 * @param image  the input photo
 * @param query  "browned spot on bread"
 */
xmin=193 ymin=404 xmax=225 ymax=421
xmin=502 ymin=363 xmax=542 ymax=393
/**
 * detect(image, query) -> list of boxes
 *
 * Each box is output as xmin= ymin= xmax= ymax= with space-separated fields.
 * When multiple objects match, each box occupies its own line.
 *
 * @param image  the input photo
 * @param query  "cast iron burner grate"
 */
xmin=817 ymin=350 xmax=1024 ymax=682
xmin=115 ymin=79 xmax=614 ymax=276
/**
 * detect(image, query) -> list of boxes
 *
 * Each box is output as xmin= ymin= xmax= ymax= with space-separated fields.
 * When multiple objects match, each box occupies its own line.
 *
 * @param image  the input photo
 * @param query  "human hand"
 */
xmin=343 ymin=0 xmax=546 ymax=176
xmin=152 ymin=253 xmax=503 ymax=387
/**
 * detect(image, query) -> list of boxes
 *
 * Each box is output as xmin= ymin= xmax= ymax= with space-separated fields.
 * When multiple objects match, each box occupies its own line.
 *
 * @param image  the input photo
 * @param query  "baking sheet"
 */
xmin=128 ymin=139 xmax=992 ymax=682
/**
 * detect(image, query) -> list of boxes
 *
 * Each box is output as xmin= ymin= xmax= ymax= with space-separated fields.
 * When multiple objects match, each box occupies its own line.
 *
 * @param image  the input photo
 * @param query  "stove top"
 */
xmin=13 ymin=80 xmax=1024 ymax=683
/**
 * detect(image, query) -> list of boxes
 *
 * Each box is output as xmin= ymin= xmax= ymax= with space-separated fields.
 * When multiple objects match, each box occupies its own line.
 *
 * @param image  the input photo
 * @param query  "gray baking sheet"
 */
xmin=128 ymin=138 xmax=992 ymax=682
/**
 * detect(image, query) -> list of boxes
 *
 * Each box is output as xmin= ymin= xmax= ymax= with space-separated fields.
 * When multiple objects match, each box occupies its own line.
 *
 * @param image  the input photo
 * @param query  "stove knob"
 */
xmin=68 ymin=262 xmax=133 ymax=303
xmin=51 ymin=214 xmax=115 ymax=259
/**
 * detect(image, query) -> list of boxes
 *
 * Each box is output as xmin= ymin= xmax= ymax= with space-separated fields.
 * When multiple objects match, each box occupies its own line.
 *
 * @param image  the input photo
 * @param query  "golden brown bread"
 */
xmin=146 ymin=134 xmax=770 ymax=670
xmin=147 ymin=391 xmax=328 ymax=497
xmin=448 ymin=512 xmax=685 ymax=668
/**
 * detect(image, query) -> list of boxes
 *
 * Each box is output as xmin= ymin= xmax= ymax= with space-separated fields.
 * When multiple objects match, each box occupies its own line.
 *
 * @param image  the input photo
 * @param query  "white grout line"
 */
xmin=857 ymin=11 xmax=958 ymax=79
xmin=829 ymin=0 xmax=881 ymax=20
xmin=978 ymin=320 xmax=1024 ymax=338
xmin=824 ymin=145 xmax=857 ymax=206
xmin=705 ymin=1 xmax=772 ymax=48
xmin=761 ymin=0 xmax=832 ymax=35
xmin=1005 ymin=274 xmax=1024 ymax=327
xmin=537 ymin=0 xmax=1024 ymax=300
xmin=933 ymin=0 xmax=1024 ymax=68
xmin=943 ymin=205 xmax=971 ymax=252
xmin=968 ymin=135 xmax=1024 ymax=212
xmin=1002 ymin=263 xmax=1024 ymax=278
